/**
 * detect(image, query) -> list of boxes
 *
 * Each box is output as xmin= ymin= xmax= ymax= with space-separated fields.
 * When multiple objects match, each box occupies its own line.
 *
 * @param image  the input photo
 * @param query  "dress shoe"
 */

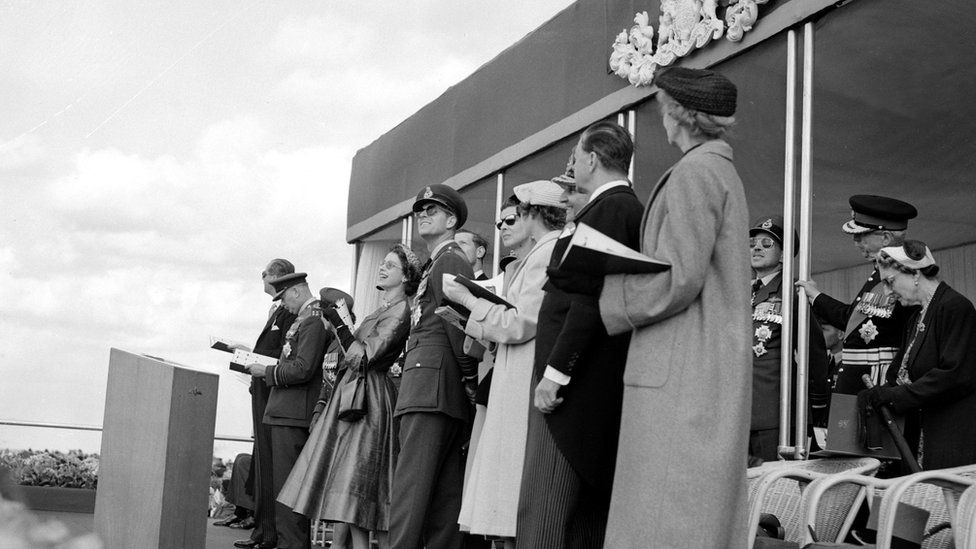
xmin=232 ymin=539 xmax=275 ymax=549
xmin=229 ymin=516 xmax=256 ymax=529
xmin=214 ymin=516 xmax=243 ymax=527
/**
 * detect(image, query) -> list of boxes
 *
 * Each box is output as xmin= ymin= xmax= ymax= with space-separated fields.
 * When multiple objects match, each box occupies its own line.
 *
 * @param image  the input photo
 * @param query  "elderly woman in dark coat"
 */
xmin=864 ymin=240 xmax=976 ymax=469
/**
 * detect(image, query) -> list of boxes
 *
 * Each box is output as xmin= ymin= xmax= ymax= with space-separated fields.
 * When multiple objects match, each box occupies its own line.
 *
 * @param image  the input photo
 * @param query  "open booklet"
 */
xmin=209 ymin=335 xmax=249 ymax=353
xmin=435 ymin=273 xmax=514 ymax=329
xmin=228 ymin=349 xmax=278 ymax=374
xmin=558 ymin=222 xmax=670 ymax=275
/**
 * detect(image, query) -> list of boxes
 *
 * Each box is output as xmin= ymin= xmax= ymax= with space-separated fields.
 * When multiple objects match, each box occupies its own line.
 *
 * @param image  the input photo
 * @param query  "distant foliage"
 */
xmin=0 ymin=449 xmax=99 ymax=489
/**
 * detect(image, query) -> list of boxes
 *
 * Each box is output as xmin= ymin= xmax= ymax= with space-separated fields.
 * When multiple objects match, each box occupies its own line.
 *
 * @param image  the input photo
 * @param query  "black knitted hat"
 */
xmin=653 ymin=66 xmax=737 ymax=117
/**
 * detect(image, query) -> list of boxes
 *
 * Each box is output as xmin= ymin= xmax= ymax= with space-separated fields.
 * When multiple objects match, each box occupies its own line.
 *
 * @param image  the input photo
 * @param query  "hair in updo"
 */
xmin=658 ymin=90 xmax=735 ymax=140
xmin=389 ymin=243 xmax=422 ymax=296
xmin=876 ymin=239 xmax=940 ymax=278
xmin=500 ymin=194 xmax=567 ymax=232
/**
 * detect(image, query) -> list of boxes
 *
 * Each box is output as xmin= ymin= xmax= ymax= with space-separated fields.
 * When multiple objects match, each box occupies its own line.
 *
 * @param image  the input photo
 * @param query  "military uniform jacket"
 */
xmin=262 ymin=299 xmax=331 ymax=428
xmin=812 ymin=267 xmax=916 ymax=394
xmin=395 ymin=240 xmax=479 ymax=421
xmin=535 ymin=184 xmax=643 ymax=493
xmin=751 ymin=272 xmax=829 ymax=430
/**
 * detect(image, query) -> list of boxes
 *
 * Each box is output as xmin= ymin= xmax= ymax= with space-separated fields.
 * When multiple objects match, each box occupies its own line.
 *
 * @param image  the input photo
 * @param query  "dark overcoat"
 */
xmin=880 ymin=282 xmax=976 ymax=469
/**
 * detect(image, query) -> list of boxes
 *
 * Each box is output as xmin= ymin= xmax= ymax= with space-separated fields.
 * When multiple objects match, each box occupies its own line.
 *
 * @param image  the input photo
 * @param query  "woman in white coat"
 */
xmin=445 ymin=180 xmax=567 ymax=549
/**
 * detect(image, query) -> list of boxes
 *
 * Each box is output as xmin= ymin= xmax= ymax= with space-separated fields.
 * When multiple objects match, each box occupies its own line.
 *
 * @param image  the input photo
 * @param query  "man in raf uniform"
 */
xmin=232 ymin=259 xmax=298 ymax=549
xmin=748 ymin=216 xmax=829 ymax=461
xmin=389 ymin=184 xmax=479 ymax=549
xmin=246 ymin=272 xmax=330 ymax=549
xmin=796 ymin=195 xmax=918 ymax=395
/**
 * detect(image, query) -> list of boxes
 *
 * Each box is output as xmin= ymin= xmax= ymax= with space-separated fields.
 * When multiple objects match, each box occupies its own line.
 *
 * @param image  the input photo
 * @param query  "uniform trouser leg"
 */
xmin=516 ymin=405 xmax=608 ymax=549
xmin=389 ymin=412 xmax=465 ymax=549
xmin=251 ymin=384 xmax=276 ymax=544
xmin=749 ymin=428 xmax=779 ymax=462
xmin=270 ymin=425 xmax=310 ymax=549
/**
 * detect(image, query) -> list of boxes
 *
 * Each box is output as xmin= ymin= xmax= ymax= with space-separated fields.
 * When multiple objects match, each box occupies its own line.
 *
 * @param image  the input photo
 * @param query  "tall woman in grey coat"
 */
xmin=599 ymin=67 xmax=752 ymax=548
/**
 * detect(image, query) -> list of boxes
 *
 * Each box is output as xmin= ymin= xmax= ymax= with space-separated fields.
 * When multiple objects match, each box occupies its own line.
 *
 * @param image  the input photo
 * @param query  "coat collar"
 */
xmin=573 ymin=183 xmax=635 ymax=221
xmin=753 ymin=271 xmax=783 ymax=305
xmin=642 ymin=140 xmax=734 ymax=233
xmin=903 ymin=281 xmax=948 ymax=370
xmin=509 ymin=230 xmax=560 ymax=282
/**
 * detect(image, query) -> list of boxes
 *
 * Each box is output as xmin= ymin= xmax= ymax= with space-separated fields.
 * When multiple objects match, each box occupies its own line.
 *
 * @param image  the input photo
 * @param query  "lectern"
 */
xmin=95 ymin=348 xmax=219 ymax=549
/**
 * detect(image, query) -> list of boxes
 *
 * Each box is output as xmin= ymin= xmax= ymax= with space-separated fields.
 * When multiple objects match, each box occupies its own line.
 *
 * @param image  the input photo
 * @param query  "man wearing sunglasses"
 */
xmin=390 ymin=184 xmax=480 ymax=549
xmin=795 ymin=194 xmax=918 ymax=395
xmin=748 ymin=216 xmax=829 ymax=462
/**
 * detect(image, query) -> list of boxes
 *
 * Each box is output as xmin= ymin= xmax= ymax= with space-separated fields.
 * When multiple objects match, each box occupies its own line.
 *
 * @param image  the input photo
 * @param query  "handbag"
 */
xmin=337 ymin=360 xmax=368 ymax=422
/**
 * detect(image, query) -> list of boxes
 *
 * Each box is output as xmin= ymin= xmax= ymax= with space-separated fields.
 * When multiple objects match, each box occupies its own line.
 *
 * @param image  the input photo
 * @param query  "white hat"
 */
xmin=514 ymin=180 xmax=566 ymax=208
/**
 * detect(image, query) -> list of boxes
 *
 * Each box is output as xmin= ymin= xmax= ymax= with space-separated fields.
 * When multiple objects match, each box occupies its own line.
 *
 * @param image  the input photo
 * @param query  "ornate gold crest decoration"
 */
xmin=610 ymin=0 xmax=769 ymax=87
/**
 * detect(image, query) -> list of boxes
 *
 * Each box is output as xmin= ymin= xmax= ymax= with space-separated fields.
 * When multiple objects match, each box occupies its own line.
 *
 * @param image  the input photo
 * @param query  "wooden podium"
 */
xmin=95 ymin=348 xmax=220 ymax=549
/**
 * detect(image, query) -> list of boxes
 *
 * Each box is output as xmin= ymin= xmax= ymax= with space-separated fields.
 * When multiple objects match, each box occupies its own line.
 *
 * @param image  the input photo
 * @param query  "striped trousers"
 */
xmin=515 ymin=404 xmax=609 ymax=549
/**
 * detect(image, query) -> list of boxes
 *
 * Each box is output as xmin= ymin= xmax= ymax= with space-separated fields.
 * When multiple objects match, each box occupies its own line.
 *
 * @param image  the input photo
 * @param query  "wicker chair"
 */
xmin=746 ymin=457 xmax=881 ymax=548
xmin=874 ymin=465 xmax=976 ymax=549
xmin=802 ymin=465 xmax=976 ymax=549
xmin=956 ymin=483 xmax=976 ymax=549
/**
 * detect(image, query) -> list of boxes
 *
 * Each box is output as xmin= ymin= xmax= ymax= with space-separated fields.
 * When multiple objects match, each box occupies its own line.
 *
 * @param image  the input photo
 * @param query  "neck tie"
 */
xmin=752 ymin=279 xmax=763 ymax=293
xmin=269 ymin=302 xmax=278 ymax=319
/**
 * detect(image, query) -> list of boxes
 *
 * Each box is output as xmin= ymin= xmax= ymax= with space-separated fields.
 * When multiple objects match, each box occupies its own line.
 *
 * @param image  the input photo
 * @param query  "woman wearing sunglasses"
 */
xmin=443 ymin=180 xmax=566 ymax=549
xmin=860 ymin=240 xmax=976 ymax=469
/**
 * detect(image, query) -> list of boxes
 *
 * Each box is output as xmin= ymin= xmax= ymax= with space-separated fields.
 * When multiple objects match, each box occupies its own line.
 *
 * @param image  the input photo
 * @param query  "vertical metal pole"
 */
xmin=778 ymin=29 xmax=798 ymax=459
xmin=493 ymin=172 xmax=504 ymax=276
xmin=627 ymin=109 xmax=636 ymax=183
xmin=793 ymin=21 xmax=816 ymax=460
xmin=405 ymin=215 xmax=413 ymax=250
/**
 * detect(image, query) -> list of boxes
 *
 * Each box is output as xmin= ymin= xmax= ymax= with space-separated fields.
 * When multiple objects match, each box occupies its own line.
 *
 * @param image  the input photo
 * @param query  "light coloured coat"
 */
xmin=457 ymin=230 xmax=559 ymax=537
xmin=599 ymin=140 xmax=752 ymax=548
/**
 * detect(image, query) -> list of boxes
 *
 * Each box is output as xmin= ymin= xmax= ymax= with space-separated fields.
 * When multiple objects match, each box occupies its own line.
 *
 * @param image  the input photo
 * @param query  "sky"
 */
xmin=0 ymin=0 xmax=576 ymax=459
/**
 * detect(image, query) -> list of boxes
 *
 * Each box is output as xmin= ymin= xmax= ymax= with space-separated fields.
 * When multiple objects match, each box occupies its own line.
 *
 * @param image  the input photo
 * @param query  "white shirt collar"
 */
xmin=754 ymin=271 xmax=780 ymax=287
xmin=586 ymin=179 xmax=631 ymax=205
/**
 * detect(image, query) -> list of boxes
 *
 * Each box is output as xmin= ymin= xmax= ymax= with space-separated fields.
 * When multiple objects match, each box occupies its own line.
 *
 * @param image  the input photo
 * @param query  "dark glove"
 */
xmin=862 ymin=385 xmax=904 ymax=412
xmin=323 ymin=307 xmax=356 ymax=351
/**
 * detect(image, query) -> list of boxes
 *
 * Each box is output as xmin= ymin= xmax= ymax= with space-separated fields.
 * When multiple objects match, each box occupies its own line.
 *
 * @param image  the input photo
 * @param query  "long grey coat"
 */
xmin=599 ymin=140 xmax=752 ymax=548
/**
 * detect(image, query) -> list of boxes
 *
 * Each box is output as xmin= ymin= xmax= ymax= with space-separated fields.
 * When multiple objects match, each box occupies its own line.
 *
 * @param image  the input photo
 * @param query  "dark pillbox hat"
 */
xmin=653 ymin=66 xmax=737 ymax=117
xmin=412 ymin=184 xmax=468 ymax=228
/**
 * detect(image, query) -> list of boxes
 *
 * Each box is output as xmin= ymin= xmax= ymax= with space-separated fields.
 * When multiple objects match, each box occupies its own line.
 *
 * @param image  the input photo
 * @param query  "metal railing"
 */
xmin=0 ymin=419 xmax=252 ymax=443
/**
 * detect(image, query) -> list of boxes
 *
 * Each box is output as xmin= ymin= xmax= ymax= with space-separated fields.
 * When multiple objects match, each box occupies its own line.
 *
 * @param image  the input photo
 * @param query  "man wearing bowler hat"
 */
xmin=245 ymin=272 xmax=330 ymax=549
xmin=389 ymin=184 xmax=479 ymax=549
xmin=748 ymin=216 xmax=829 ymax=462
xmin=796 ymin=195 xmax=918 ymax=395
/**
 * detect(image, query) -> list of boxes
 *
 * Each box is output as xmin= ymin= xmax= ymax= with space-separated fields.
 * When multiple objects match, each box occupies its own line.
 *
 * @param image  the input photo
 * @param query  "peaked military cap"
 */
xmin=412 ymin=184 xmax=468 ymax=228
xmin=842 ymin=195 xmax=918 ymax=234
xmin=749 ymin=215 xmax=800 ymax=256
xmin=270 ymin=272 xmax=307 ymax=300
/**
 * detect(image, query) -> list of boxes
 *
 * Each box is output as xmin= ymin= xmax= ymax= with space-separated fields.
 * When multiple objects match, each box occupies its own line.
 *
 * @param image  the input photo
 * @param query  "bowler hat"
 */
xmin=842 ymin=195 xmax=918 ymax=234
xmin=412 ymin=184 xmax=468 ymax=228
xmin=270 ymin=272 xmax=308 ymax=300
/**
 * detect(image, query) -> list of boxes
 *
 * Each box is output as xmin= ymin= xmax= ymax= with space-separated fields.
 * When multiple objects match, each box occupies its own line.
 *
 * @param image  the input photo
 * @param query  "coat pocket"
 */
xmin=396 ymin=350 xmax=442 ymax=409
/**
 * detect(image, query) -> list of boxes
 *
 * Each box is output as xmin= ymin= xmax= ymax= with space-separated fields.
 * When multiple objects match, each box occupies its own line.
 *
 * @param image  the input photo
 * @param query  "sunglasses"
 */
xmin=495 ymin=214 xmax=519 ymax=230
xmin=749 ymin=237 xmax=776 ymax=249
xmin=414 ymin=203 xmax=443 ymax=218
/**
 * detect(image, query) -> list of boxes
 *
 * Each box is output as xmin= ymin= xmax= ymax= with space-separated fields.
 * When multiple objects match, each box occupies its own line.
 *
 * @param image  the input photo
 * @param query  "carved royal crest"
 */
xmin=653 ymin=0 xmax=725 ymax=66
xmin=609 ymin=0 xmax=769 ymax=87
